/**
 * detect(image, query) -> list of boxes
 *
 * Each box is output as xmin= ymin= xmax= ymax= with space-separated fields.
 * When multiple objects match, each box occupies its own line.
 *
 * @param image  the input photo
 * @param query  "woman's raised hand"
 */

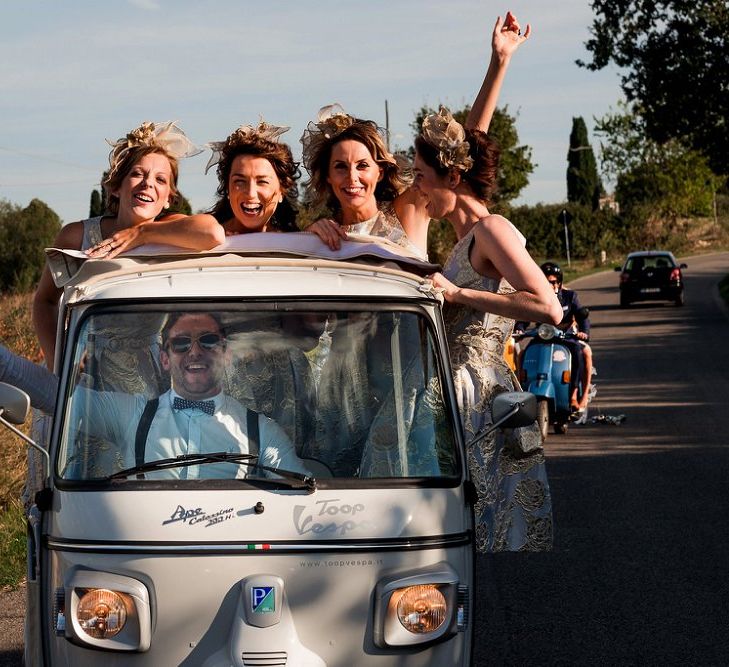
xmin=306 ymin=218 xmax=349 ymax=251
xmin=492 ymin=11 xmax=531 ymax=61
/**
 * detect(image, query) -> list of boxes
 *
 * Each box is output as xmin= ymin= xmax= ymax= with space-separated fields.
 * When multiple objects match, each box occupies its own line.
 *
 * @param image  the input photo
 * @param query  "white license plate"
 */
xmin=640 ymin=288 xmax=661 ymax=293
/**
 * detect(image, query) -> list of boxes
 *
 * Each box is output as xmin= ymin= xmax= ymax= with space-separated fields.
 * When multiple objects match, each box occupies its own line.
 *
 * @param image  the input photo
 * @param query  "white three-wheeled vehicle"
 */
xmin=0 ymin=235 xmax=534 ymax=666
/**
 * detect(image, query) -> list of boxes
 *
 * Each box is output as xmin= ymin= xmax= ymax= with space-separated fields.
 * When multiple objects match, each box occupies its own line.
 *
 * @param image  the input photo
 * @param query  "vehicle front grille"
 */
xmin=241 ymin=651 xmax=287 ymax=666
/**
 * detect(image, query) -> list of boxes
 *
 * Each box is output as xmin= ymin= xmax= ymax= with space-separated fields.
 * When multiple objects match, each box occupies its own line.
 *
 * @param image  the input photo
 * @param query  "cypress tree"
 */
xmin=89 ymin=189 xmax=103 ymax=217
xmin=567 ymin=117 xmax=601 ymax=209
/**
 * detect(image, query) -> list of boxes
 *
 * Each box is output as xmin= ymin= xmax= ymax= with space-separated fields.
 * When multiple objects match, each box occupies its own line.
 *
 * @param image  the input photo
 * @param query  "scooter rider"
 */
xmin=515 ymin=262 xmax=593 ymax=413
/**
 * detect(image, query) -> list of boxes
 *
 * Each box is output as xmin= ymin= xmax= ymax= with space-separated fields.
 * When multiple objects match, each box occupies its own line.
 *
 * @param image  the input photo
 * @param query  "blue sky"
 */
xmin=0 ymin=0 xmax=623 ymax=225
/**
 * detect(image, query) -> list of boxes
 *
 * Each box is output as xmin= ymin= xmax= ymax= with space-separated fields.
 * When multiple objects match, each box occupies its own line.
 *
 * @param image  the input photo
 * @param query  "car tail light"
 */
xmin=670 ymin=268 xmax=681 ymax=282
xmin=620 ymin=272 xmax=630 ymax=283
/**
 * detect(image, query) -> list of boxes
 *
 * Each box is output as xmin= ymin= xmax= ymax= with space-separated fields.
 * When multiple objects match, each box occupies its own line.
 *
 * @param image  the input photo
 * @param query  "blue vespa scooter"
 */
xmin=516 ymin=324 xmax=592 ymax=439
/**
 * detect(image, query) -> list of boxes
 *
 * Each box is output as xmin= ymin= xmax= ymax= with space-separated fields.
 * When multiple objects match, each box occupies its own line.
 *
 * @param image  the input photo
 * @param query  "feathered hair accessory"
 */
xmin=205 ymin=120 xmax=290 ymax=174
xmin=300 ymin=103 xmax=359 ymax=172
xmin=420 ymin=107 xmax=474 ymax=172
xmin=106 ymin=121 xmax=201 ymax=180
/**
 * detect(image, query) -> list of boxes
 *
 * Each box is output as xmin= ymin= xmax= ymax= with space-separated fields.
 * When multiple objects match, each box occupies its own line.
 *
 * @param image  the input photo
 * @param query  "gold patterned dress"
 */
xmin=345 ymin=201 xmax=427 ymax=260
xmin=442 ymin=226 xmax=553 ymax=553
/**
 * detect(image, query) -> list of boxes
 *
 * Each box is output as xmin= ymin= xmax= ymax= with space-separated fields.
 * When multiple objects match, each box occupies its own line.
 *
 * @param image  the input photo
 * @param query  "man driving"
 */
xmin=67 ymin=311 xmax=307 ymax=479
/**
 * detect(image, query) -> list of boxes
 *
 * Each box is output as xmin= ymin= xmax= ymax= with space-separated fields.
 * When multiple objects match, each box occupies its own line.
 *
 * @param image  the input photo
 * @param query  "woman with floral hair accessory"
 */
xmin=301 ymin=11 xmax=530 ymax=258
xmin=33 ymin=120 xmax=224 ymax=369
xmin=412 ymin=106 xmax=561 ymax=553
xmin=153 ymin=121 xmax=300 ymax=241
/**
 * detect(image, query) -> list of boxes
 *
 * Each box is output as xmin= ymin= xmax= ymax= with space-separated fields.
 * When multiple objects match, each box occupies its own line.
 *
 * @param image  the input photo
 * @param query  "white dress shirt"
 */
xmin=70 ymin=387 xmax=307 ymax=479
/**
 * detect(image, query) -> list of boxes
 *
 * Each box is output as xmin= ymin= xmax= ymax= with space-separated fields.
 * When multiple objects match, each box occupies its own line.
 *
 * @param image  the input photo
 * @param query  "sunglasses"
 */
xmin=547 ymin=279 xmax=559 ymax=285
xmin=166 ymin=332 xmax=224 ymax=354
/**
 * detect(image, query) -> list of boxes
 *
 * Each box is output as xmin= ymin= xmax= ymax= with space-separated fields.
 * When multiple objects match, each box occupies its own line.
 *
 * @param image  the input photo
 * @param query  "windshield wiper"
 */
xmin=108 ymin=451 xmax=317 ymax=492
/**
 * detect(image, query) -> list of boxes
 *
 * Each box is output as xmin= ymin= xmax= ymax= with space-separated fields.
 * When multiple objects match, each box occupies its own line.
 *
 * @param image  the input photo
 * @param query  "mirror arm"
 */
xmin=467 ymin=404 xmax=520 ymax=450
xmin=0 ymin=411 xmax=49 ymax=479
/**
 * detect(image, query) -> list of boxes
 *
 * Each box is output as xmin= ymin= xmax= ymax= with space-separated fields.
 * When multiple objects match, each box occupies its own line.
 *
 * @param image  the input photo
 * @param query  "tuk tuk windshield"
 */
xmin=57 ymin=306 xmax=459 ymax=483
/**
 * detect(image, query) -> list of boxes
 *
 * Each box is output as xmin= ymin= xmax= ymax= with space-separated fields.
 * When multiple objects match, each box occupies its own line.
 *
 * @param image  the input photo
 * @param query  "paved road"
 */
xmin=3 ymin=252 xmax=727 ymax=666
xmin=474 ymin=251 xmax=729 ymax=665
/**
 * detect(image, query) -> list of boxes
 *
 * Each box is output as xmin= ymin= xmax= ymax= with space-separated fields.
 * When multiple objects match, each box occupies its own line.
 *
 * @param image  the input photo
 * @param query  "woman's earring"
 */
xmin=164 ymin=202 xmax=170 ymax=209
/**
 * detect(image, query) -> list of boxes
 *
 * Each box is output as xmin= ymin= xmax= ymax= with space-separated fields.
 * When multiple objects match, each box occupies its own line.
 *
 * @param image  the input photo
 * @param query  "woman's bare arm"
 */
xmin=430 ymin=215 xmax=561 ymax=324
xmin=466 ymin=12 xmax=531 ymax=132
xmin=85 ymin=213 xmax=225 ymax=259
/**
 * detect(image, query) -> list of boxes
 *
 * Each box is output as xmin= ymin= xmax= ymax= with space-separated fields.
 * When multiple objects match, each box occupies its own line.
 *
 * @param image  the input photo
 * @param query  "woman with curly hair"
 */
xmin=202 ymin=121 xmax=300 ymax=235
xmin=301 ymin=12 xmax=530 ymax=259
xmin=412 ymin=106 xmax=561 ymax=553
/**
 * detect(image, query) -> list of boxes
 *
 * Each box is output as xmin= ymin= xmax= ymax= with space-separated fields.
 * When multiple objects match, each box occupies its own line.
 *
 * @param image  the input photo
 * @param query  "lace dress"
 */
xmin=345 ymin=201 xmax=426 ymax=260
xmin=442 ymin=227 xmax=553 ymax=553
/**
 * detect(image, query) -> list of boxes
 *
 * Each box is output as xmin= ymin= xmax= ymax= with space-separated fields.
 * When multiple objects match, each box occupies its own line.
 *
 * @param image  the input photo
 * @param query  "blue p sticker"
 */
xmin=251 ymin=586 xmax=275 ymax=613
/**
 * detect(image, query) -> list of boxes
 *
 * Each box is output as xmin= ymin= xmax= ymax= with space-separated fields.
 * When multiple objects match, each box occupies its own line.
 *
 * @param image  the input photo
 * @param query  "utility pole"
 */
xmin=558 ymin=208 xmax=573 ymax=268
xmin=384 ymin=99 xmax=390 ymax=151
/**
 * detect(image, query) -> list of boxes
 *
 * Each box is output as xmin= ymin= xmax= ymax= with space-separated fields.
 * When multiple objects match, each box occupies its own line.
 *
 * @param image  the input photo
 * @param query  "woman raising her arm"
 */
xmin=413 ymin=107 xmax=561 ymax=552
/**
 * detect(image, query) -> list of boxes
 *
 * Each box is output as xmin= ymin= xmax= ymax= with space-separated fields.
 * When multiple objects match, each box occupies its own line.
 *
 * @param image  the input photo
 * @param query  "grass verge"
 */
xmin=1 ymin=291 xmax=37 ymax=589
xmin=0 ymin=498 xmax=26 ymax=588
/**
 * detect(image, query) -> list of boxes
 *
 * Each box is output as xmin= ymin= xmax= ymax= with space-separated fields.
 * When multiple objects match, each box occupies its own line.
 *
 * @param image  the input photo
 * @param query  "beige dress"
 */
xmin=442 ymin=227 xmax=553 ymax=553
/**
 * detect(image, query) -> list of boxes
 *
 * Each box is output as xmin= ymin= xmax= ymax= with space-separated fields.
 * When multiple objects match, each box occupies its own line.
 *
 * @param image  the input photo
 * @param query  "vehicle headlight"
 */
xmin=59 ymin=570 xmax=152 ymax=652
xmin=395 ymin=584 xmax=447 ymax=633
xmin=373 ymin=563 xmax=465 ymax=648
xmin=537 ymin=324 xmax=557 ymax=341
xmin=76 ymin=588 xmax=130 ymax=639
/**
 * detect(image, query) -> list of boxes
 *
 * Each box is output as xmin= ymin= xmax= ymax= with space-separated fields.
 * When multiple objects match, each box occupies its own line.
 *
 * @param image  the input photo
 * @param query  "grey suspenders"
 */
xmin=134 ymin=398 xmax=260 ymax=467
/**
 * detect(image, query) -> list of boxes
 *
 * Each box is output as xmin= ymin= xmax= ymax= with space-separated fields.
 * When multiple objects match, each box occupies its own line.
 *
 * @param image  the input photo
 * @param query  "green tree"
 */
xmin=595 ymin=105 xmax=719 ymax=219
xmin=167 ymin=193 xmax=192 ymax=216
xmin=566 ymin=117 xmax=601 ymax=209
xmin=506 ymin=202 xmax=625 ymax=263
xmin=579 ymin=0 xmax=729 ymax=177
xmin=0 ymin=198 xmax=61 ymax=292
xmin=89 ymin=189 xmax=103 ymax=217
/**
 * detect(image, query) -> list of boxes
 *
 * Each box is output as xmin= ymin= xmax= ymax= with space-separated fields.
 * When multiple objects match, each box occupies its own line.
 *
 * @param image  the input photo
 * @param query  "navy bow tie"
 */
xmin=173 ymin=397 xmax=215 ymax=415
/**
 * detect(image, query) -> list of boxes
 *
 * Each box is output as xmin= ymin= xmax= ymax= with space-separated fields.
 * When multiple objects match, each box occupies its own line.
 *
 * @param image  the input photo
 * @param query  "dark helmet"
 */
xmin=540 ymin=261 xmax=563 ymax=285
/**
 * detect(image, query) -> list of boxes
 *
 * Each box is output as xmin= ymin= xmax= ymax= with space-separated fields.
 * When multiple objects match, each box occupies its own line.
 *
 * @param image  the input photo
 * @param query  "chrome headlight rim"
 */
xmin=61 ymin=570 xmax=152 ymax=652
xmin=373 ymin=563 xmax=464 ymax=648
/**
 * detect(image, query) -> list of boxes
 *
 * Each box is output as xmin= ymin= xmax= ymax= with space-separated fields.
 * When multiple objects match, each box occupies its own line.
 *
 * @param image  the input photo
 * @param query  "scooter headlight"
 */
xmin=76 ymin=588 xmax=129 ymax=639
xmin=537 ymin=324 xmax=557 ymax=341
xmin=395 ymin=584 xmax=447 ymax=633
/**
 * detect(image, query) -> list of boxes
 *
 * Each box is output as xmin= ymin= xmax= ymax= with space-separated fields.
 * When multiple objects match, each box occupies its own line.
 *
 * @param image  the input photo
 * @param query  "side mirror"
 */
xmin=613 ymin=266 xmax=622 ymax=272
xmin=680 ymin=263 xmax=688 ymax=269
xmin=0 ymin=382 xmax=49 ymax=479
xmin=468 ymin=392 xmax=537 ymax=449
xmin=0 ymin=382 xmax=30 ymax=425
xmin=492 ymin=391 xmax=537 ymax=429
